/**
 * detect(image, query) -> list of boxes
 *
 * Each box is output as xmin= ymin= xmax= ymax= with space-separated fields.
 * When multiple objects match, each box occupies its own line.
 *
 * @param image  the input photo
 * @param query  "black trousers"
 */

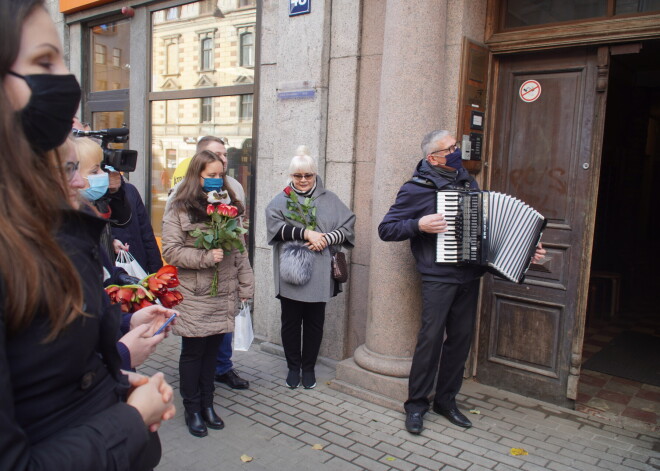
xmin=280 ymin=297 xmax=326 ymax=372
xmin=404 ymin=279 xmax=480 ymax=414
xmin=179 ymin=334 xmax=224 ymax=413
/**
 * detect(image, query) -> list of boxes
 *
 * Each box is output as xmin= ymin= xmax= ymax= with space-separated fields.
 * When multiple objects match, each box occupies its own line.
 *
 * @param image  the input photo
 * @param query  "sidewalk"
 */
xmin=143 ymin=335 xmax=659 ymax=471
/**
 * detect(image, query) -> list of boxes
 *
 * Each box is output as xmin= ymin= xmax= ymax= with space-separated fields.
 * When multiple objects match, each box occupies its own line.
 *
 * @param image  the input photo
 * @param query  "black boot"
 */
xmin=185 ymin=411 xmax=208 ymax=437
xmin=201 ymin=406 xmax=225 ymax=430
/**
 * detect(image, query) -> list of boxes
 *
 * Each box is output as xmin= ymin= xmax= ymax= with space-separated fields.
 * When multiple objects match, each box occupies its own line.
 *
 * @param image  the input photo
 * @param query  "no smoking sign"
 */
xmin=519 ymin=80 xmax=541 ymax=103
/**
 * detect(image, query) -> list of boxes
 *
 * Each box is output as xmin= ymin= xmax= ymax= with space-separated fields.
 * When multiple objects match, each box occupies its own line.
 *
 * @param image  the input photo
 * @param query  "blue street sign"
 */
xmin=290 ymin=0 xmax=311 ymax=16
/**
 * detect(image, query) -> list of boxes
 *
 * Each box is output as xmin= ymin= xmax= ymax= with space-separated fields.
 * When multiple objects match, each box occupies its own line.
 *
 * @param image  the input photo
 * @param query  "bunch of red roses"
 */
xmin=106 ymin=265 xmax=183 ymax=313
xmin=189 ymin=202 xmax=247 ymax=296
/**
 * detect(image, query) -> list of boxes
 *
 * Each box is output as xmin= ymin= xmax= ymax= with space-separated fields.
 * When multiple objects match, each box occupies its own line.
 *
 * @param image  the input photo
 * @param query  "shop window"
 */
xmin=150 ymin=1 xmax=257 ymax=256
xmin=90 ymin=19 xmax=130 ymax=92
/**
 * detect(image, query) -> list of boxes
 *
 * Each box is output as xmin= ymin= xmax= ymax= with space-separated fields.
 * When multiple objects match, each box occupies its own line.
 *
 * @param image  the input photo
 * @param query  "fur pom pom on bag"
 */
xmin=279 ymin=241 xmax=315 ymax=285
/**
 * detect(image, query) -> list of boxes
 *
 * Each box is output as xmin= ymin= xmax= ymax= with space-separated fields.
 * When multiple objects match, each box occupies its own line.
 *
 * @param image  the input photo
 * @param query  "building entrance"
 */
xmin=579 ymin=40 xmax=660 ymax=430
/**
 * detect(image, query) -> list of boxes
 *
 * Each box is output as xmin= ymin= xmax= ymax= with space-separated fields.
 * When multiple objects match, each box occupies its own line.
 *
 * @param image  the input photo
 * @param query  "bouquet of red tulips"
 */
xmin=106 ymin=265 xmax=183 ymax=313
xmin=189 ymin=201 xmax=247 ymax=296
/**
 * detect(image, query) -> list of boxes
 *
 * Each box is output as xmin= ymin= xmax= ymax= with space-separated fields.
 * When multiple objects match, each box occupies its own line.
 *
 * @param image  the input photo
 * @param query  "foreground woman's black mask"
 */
xmin=8 ymin=71 xmax=81 ymax=152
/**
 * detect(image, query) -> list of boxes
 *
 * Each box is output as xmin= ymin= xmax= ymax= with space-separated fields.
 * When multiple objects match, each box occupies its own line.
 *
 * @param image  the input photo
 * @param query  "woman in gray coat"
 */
xmin=265 ymin=147 xmax=355 ymax=389
xmin=163 ymin=150 xmax=254 ymax=438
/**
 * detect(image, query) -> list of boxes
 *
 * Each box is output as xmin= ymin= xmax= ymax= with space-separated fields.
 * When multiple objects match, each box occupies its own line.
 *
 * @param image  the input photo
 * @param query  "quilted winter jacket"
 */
xmin=161 ymin=208 xmax=254 ymax=338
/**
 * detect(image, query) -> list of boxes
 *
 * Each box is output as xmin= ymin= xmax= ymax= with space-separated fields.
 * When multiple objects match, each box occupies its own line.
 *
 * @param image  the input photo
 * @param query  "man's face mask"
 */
xmin=8 ymin=71 xmax=81 ymax=152
xmin=444 ymin=148 xmax=463 ymax=170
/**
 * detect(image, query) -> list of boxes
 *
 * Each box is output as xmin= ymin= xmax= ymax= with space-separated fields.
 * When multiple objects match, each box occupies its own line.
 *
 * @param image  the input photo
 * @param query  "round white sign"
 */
xmin=519 ymin=80 xmax=542 ymax=103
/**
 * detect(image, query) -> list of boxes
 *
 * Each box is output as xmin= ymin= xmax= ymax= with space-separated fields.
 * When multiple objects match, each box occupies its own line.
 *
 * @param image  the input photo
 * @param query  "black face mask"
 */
xmin=8 ymin=71 xmax=81 ymax=152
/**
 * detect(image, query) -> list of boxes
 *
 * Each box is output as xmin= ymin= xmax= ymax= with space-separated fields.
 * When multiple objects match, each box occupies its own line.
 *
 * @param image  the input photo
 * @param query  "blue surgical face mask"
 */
xmin=80 ymin=172 xmax=109 ymax=201
xmin=203 ymin=177 xmax=223 ymax=192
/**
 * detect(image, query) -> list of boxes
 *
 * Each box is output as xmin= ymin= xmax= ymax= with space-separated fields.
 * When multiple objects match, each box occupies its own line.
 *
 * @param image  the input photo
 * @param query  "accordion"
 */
xmin=436 ymin=190 xmax=547 ymax=283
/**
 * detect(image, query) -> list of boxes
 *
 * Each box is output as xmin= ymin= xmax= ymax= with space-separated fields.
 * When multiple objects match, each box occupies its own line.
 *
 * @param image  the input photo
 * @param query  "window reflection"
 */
xmin=150 ymin=96 xmax=253 ymax=238
xmin=151 ymin=1 xmax=255 ymax=90
xmin=90 ymin=19 xmax=130 ymax=92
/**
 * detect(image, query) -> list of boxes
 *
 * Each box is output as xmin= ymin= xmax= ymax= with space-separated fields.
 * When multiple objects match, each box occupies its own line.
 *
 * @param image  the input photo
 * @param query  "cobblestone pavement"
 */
xmin=142 ymin=335 xmax=660 ymax=471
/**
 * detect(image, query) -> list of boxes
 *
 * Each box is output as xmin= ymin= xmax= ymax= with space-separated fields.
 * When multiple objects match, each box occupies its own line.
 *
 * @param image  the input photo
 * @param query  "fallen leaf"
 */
xmin=240 ymin=454 xmax=253 ymax=462
xmin=312 ymin=444 xmax=324 ymax=450
xmin=385 ymin=456 xmax=396 ymax=461
xmin=510 ymin=448 xmax=528 ymax=456
xmin=469 ymin=409 xmax=481 ymax=415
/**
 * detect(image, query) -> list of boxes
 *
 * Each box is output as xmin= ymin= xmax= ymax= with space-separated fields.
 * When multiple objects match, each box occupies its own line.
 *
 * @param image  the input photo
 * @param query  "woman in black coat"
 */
xmin=0 ymin=1 xmax=175 ymax=469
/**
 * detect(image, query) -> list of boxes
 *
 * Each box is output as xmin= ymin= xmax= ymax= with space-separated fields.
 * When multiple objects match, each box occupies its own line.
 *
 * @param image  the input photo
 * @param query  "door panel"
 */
xmin=477 ymin=48 xmax=607 ymax=406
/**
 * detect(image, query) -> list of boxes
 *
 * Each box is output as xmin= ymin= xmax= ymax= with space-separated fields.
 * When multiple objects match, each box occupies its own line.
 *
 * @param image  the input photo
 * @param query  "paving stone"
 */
xmin=323 ymin=443 xmax=359 ymax=462
xmin=349 ymin=441 xmax=386 ymax=461
xmin=353 ymin=455 xmax=391 ymax=471
xmin=320 ymin=430 xmax=355 ymax=449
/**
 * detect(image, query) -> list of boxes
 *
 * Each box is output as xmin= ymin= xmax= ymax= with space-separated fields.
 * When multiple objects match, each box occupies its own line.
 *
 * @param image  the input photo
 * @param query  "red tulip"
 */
xmin=207 ymin=204 xmax=216 ymax=216
xmin=228 ymin=205 xmax=239 ymax=218
xmin=135 ymin=298 xmax=155 ymax=310
xmin=159 ymin=290 xmax=183 ymax=308
xmin=155 ymin=265 xmax=180 ymax=288
xmin=147 ymin=276 xmax=168 ymax=296
xmin=283 ymin=186 xmax=292 ymax=196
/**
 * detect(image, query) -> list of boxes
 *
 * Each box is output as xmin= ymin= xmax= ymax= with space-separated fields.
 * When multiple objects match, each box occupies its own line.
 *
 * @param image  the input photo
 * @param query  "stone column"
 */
xmin=332 ymin=0 xmax=448 ymax=410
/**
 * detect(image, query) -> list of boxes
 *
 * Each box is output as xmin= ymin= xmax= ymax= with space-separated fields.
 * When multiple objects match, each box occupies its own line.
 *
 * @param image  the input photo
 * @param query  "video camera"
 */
xmin=72 ymin=127 xmax=138 ymax=172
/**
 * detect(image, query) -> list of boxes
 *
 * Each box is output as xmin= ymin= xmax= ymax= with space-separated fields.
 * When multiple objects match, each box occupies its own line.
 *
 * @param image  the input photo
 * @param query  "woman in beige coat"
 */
xmin=162 ymin=150 xmax=254 ymax=438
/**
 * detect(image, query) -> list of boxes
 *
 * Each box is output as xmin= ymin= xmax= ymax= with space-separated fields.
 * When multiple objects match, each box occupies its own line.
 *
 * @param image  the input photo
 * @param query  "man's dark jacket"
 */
xmin=378 ymin=159 xmax=485 ymax=283
xmin=111 ymin=181 xmax=163 ymax=274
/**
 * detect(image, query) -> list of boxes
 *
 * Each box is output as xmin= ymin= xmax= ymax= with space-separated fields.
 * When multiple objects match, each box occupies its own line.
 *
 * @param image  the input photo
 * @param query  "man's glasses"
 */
xmin=62 ymin=161 xmax=80 ymax=181
xmin=291 ymin=173 xmax=315 ymax=180
xmin=431 ymin=143 xmax=460 ymax=155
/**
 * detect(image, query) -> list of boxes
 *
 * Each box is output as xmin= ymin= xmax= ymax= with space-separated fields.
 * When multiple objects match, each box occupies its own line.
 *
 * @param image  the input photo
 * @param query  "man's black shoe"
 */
xmin=432 ymin=404 xmax=472 ymax=428
xmin=215 ymin=369 xmax=249 ymax=389
xmin=184 ymin=411 xmax=208 ymax=437
xmin=405 ymin=411 xmax=424 ymax=434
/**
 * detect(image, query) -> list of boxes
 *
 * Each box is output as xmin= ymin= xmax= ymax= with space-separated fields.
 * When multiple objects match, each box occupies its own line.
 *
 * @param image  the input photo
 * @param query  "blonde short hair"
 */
xmin=72 ymin=137 xmax=103 ymax=176
xmin=287 ymin=145 xmax=318 ymax=177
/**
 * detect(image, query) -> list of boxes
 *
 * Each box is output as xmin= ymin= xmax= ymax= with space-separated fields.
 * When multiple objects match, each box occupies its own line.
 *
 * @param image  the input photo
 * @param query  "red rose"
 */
xmin=283 ymin=186 xmax=292 ymax=196
xmin=217 ymin=204 xmax=231 ymax=217
xmin=207 ymin=204 xmax=215 ymax=216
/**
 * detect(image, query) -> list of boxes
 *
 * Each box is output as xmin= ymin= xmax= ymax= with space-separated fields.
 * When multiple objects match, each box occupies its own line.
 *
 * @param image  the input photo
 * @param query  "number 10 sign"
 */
xmin=290 ymin=0 xmax=311 ymax=16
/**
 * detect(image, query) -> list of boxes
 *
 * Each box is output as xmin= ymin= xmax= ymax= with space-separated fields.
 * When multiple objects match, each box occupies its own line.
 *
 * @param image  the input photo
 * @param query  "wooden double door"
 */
xmin=476 ymin=47 xmax=609 ymax=406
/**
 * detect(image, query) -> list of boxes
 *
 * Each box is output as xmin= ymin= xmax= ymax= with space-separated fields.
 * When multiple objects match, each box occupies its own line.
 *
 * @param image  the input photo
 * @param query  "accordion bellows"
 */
xmin=436 ymin=191 xmax=546 ymax=283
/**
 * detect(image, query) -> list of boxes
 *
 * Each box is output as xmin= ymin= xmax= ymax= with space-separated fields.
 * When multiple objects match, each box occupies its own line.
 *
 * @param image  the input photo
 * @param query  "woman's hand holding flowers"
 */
xmin=211 ymin=248 xmax=224 ymax=263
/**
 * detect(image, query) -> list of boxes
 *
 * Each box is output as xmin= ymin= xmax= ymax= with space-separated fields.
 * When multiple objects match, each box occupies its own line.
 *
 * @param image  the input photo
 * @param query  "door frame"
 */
xmin=473 ymin=1 xmax=660 ymax=404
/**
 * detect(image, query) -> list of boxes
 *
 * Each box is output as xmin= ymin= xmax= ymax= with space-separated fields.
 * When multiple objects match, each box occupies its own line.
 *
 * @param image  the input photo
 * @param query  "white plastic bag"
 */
xmin=233 ymin=301 xmax=254 ymax=352
xmin=115 ymin=250 xmax=148 ymax=281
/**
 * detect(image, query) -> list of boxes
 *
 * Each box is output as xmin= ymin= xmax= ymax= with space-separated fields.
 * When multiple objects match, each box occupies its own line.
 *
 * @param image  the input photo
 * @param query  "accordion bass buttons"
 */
xmin=582 ymin=163 xmax=590 ymax=169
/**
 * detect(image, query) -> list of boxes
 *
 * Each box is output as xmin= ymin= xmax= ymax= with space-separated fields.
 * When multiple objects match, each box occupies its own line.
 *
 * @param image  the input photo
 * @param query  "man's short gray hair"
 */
xmin=421 ymin=130 xmax=451 ymax=157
